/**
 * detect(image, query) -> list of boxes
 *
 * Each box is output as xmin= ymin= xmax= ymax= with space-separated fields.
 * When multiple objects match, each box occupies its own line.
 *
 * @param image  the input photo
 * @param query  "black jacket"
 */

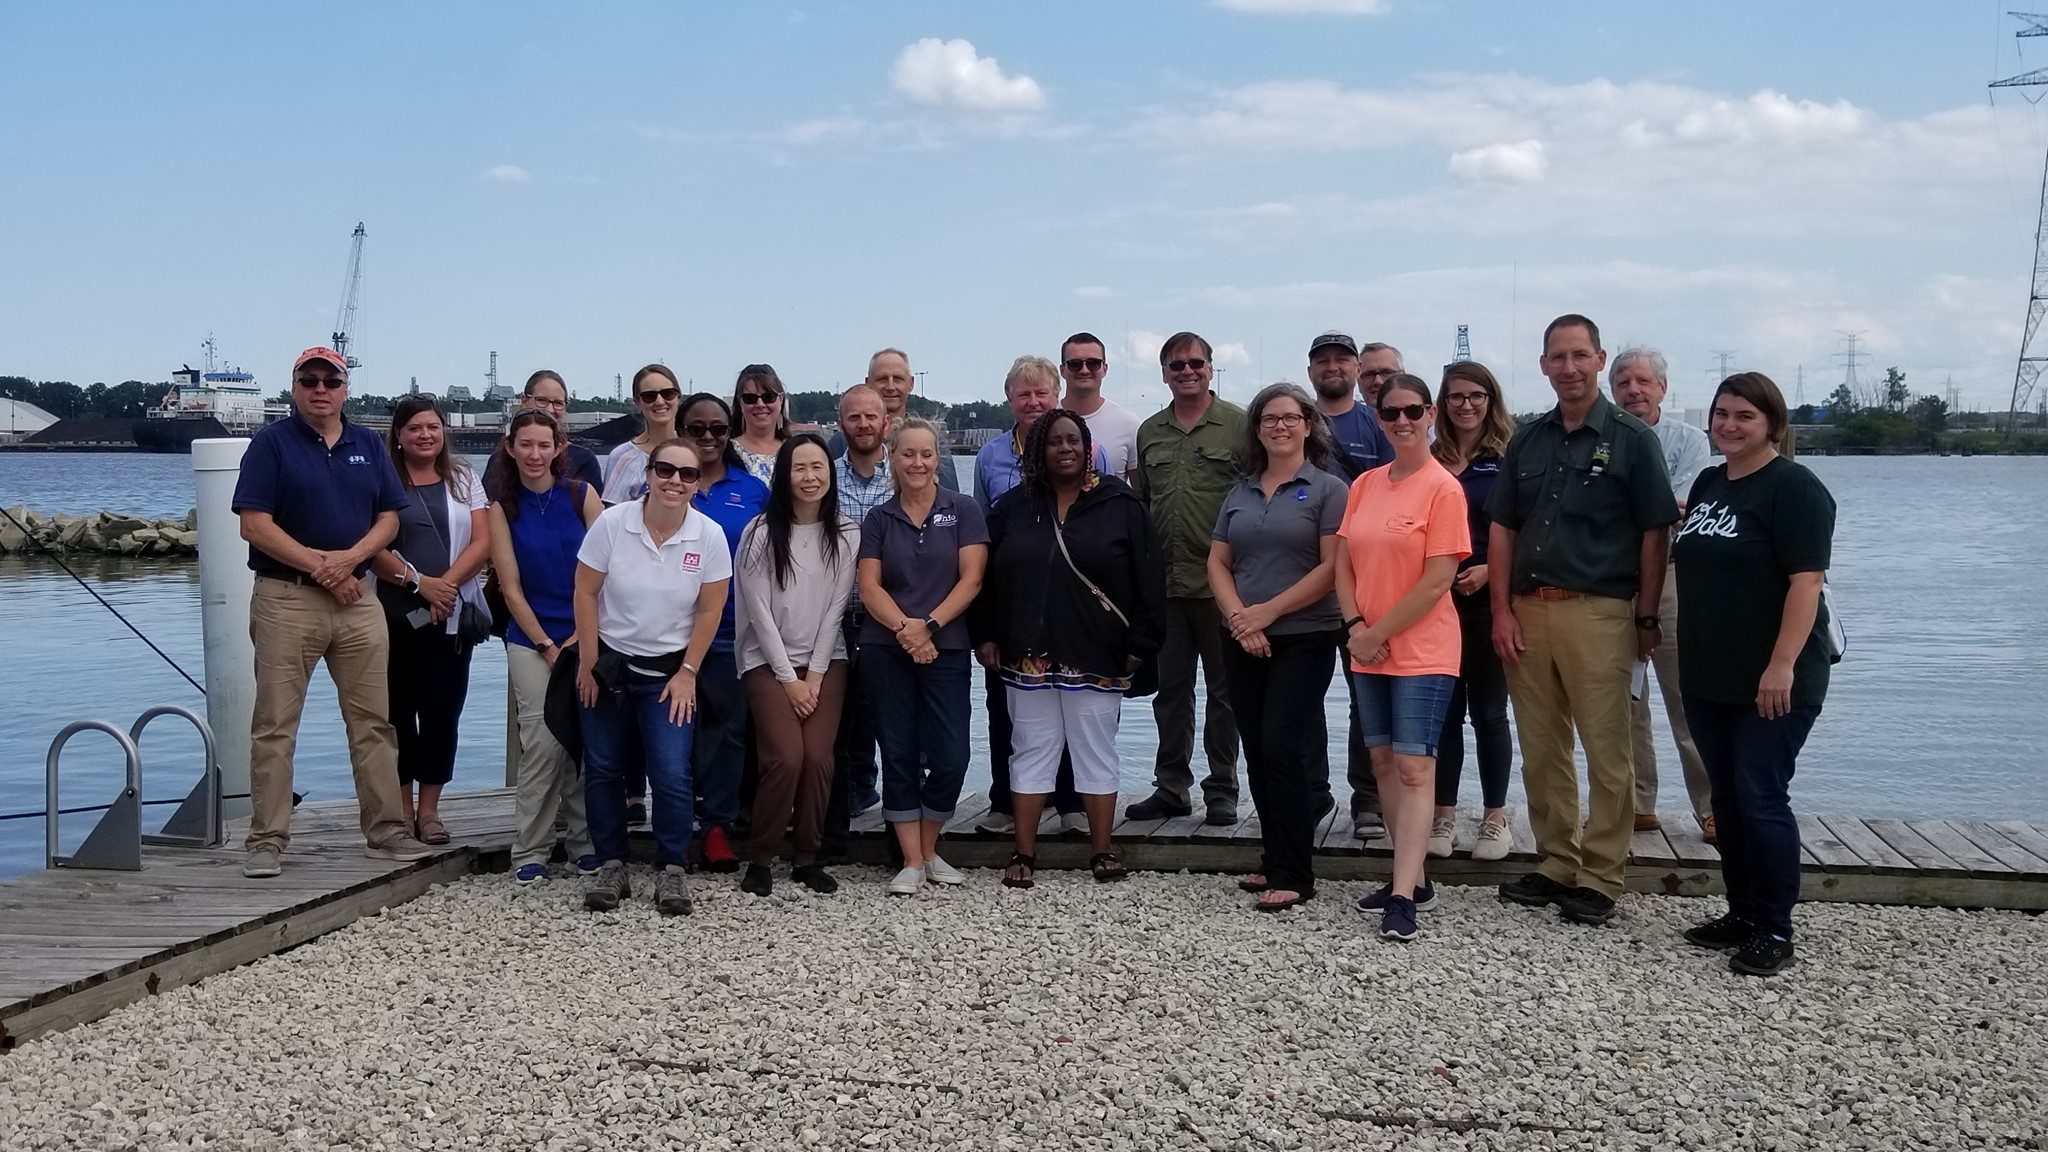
xmin=972 ymin=475 xmax=1166 ymax=677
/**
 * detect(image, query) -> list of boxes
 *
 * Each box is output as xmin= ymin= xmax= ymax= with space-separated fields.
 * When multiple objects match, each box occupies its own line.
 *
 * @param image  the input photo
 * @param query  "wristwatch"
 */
xmin=403 ymin=568 xmax=421 ymax=593
xmin=1343 ymin=615 xmax=1366 ymax=631
xmin=923 ymin=616 xmax=941 ymax=635
xmin=1636 ymin=615 xmax=1661 ymax=630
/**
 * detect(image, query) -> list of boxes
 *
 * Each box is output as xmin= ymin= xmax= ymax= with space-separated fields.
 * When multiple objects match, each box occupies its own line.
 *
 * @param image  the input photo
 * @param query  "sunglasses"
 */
xmin=648 ymin=460 xmax=701 ymax=482
xmin=1064 ymin=357 xmax=1105 ymax=373
xmin=1378 ymin=404 xmax=1429 ymax=423
xmin=295 ymin=377 xmax=346 ymax=391
xmin=638 ymin=387 xmax=680 ymax=404
xmin=738 ymin=391 xmax=779 ymax=406
xmin=684 ymin=421 xmax=731 ymax=439
xmin=1166 ymin=358 xmax=1209 ymax=373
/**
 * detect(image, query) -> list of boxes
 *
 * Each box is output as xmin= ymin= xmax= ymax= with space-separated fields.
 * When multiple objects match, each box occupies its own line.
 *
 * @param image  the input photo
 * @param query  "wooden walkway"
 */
xmin=3 ymin=787 xmax=2045 ymax=1050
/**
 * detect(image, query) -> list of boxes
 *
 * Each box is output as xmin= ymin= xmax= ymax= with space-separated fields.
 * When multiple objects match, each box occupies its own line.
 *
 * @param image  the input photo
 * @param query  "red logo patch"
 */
xmin=681 ymin=551 xmax=701 ymax=573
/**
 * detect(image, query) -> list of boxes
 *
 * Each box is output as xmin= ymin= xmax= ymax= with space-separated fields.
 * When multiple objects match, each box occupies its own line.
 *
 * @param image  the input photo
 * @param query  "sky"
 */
xmin=4 ymin=1 xmax=2047 ymax=416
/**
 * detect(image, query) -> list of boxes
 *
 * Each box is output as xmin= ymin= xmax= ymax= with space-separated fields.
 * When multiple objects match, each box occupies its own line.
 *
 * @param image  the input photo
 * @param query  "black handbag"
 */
xmin=457 ymin=598 xmax=494 ymax=649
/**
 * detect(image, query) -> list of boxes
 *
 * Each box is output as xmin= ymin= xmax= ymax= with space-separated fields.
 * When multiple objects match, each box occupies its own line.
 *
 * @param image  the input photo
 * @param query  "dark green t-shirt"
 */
xmin=1672 ymin=456 xmax=1836 ymax=707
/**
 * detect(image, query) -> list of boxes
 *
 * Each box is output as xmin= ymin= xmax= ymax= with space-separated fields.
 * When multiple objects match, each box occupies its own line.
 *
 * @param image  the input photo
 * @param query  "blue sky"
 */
xmin=3 ymin=1 xmax=2043 ymax=415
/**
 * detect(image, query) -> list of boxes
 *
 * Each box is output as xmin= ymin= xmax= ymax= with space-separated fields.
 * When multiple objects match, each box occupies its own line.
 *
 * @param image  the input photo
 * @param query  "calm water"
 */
xmin=2 ymin=452 xmax=2044 ymax=879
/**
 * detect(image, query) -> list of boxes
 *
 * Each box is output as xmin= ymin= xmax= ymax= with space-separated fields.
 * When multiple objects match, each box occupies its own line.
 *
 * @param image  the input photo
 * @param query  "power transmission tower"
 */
xmin=1708 ymin=350 xmax=1738 ymax=387
xmin=1833 ymin=331 xmax=1869 ymax=407
xmin=331 ymin=222 xmax=366 ymax=370
xmin=614 ymin=373 xmax=623 ymax=401
xmin=1991 ymin=12 xmax=2048 ymax=443
xmin=1795 ymin=364 xmax=1806 ymax=408
xmin=1453 ymin=325 xmax=1471 ymax=363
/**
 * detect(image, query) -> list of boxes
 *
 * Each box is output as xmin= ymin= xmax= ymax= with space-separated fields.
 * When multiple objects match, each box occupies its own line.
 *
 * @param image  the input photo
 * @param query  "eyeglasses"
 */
xmin=738 ymin=392 xmax=779 ymax=406
xmin=638 ymin=387 xmax=680 ymax=404
xmin=648 ymin=460 xmax=701 ymax=482
xmin=1445 ymin=393 xmax=1488 ymax=407
xmin=1360 ymin=369 xmax=1399 ymax=381
xmin=295 ymin=376 xmax=345 ymax=391
xmin=1166 ymin=358 xmax=1209 ymax=373
xmin=1064 ymin=357 xmax=1105 ymax=373
xmin=684 ymin=421 xmax=731 ymax=439
xmin=1258 ymin=412 xmax=1306 ymax=429
xmin=524 ymin=396 xmax=567 ymax=411
xmin=1377 ymin=404 xmax=1429 ymax=423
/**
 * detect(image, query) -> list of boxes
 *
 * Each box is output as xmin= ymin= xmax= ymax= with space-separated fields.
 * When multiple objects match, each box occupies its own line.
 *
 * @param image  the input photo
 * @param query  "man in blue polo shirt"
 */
xmin=232 ymin=347 xmax=433 ymax=878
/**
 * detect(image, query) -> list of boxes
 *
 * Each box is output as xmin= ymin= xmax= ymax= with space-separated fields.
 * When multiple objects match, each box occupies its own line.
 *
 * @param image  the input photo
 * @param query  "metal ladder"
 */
xmin=46 ymin=704 xmax=223 ymax=871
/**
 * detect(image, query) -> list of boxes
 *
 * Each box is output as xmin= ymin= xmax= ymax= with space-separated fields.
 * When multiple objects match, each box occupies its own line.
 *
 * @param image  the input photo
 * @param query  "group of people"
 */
xmin=229 ymin=315 xmax=1836 ymax=977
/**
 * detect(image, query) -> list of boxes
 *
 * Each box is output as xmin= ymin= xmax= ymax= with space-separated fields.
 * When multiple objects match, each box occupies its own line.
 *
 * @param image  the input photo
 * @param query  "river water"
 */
xmin=2 ymin=452 xmax=2043 ymax=880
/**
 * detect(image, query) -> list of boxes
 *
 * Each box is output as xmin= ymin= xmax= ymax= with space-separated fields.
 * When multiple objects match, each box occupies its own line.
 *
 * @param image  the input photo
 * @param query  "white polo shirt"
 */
xmin=577 ymin=500 xmax=732 ymax=658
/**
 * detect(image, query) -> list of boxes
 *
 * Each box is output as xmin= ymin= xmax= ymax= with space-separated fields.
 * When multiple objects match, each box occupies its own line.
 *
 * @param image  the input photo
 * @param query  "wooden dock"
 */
xmin=3 ymin=788 xmax=2045 ymax=1050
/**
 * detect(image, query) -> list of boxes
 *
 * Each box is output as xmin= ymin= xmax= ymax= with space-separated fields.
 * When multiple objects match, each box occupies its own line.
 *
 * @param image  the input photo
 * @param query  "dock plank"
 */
xmin=1955 ymin=822 xmax=2048 ymax=877
xmin=1509 ymin=806 xmax=1537 ymax=858
xmin=940 ymin=791 xmax=991 ymax=837
xmin=1818 ymin=815 xmax=1915 ymax=872
xmin=1908 ymin=820 xmax=2012 ymax=875
xmin=1989 ymin=820 xmax=2048 ymax=865
xmin=1864 ymin=819 xmax=1964 ymax=874
xmin=1630 ymin=820 xmax=1678 ymax=866
xmin=1663 ymin=814 xmax=1720 ymax=867
xmin=1797 ymin=813 xmax=1864 ymax=870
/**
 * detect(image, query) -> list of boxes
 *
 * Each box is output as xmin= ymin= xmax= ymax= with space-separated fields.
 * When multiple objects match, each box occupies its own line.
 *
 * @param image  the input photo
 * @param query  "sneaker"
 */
xmin=242 ymin=845 xmax=282 ymax=878
xmin=574 ymin=854 xmax=601 ymax=875
xmin=513 ymin=863 xmax=549 ymax=886
xmin=626 ymin=800 xmax=648 ymax=826
xmin=1634 ymin=812 xmax=1663 ymax=832
xmin=886 ymin=866 xmax=925 ymax=896
xmin=976 ymin=812 xmax=1016 ymax=835
xmin=1686 ymin=912 xmax=1758 ymax=951
xmin=585 ymin=860 xmax=631 ymax=912
xmin=1059 ymin=811 xmax=1089 ymax=835
xmin=1470 ymin=818 xmax=1512 ymax=861
xmin=701 ymin=826 xmax=740 ymax=873
xmin=1126 ymin=793 xmax=1193 ymax=821
xmin=1557 ymin=886 xmax=1618 ymax=926
xmin=740 ymin=863 xmax=772 ymax=897
xmin=852 ymin=789 xmax=882 ymax=815
xmin=1380 ymin=896 xmax=1419 ymax=941
xmin=924 ymin=856 xmax=966 ymax=886
xmin=1427 ymin=815 xmax=1456 ymax=858
xmin=1204 ymin=799 xmax=1239 ymax=827
xmin=1729 ymin=933 xmax=1796 ymax=976
xmin=365 ymin=835 xmax=434 ymax=862
xmin=656 ymin=864 xmax=694 ymax=916
xmin=1498 ymin=872 xmax=1572 ymax=908
xmin=1352 ymin=809 xmax=1387 ymax=839
xmin=791 ymin=865 xmax=839 ymax=894
xmin=1356 ymin=881 xmax=1437 ymax=912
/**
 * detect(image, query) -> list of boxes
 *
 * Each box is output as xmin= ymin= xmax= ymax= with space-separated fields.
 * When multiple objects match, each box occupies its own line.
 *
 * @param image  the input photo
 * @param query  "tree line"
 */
xmin=1 ymin=377 xmax=167 ymax=420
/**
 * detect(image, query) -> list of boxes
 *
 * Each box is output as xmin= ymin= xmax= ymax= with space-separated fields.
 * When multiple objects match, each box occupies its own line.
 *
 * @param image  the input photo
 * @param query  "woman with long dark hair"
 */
xmin=731 ymin=363 xmax=792 ymax=483
xmin=488 ymin=410 xmax=605 ymax=884
xmin=601 ymin=363 xmax=683 ymax=503
xmin=1427 ymin=361 xmax=1519 ymax=862
xmin=1673 ymin=372 xmax=1835 ymax=977
xmin=368 ymin=395 xmax=490 ymax=844
xmin=735 ymin=433 xmax=858 ymax=895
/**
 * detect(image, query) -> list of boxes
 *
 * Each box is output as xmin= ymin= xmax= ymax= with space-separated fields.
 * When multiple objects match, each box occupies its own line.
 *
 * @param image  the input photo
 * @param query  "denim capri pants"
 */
xmin=1349 ymin=671 xmax=1457 ymax=758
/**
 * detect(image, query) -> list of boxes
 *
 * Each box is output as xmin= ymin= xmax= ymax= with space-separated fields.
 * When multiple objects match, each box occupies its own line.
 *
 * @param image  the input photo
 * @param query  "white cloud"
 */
xmin=1447 ymin=139 xmax=1546 ymax=185
xmin=1214 ymin=0 xmax=1388 ymax=12
xmin=483 ymin=164 xmax=531 ymax=182
xmin=891 ymin=38 xmax=1046 ymax=113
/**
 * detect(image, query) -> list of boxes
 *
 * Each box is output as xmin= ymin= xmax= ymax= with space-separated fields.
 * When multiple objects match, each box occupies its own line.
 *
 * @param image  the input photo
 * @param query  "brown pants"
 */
xmin=1506 ymin=593 xmax=1637 ymax=899
xmin=742 ymin=662 xmax=848 ymax=867
xmin=247 ymin=575 xmax=411 ymax=852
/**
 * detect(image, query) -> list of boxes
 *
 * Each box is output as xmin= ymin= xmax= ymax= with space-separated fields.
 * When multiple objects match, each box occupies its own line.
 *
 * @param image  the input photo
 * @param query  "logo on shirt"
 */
xmin=726 ymin=491 xmax=746 ymax=506
xmin=1384 ymin=514 xmax=1422 ymax=533
xmin=1295 ymin=488 xmax=1309 ymax=502
xmin=347 ymin=454 xmax=367 ymax=465
xmin=931 ymin=512 xmax=958 ymax=527
xmin=1676 ymin=501 xmax=1740 ymax=541
xmin=681 ymin=551 xmax=702 ymax=573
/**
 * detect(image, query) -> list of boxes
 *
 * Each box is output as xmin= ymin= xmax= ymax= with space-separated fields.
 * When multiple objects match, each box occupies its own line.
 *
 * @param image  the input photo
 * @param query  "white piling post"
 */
xmin=192 ymin=438 xmax=255 ymax=819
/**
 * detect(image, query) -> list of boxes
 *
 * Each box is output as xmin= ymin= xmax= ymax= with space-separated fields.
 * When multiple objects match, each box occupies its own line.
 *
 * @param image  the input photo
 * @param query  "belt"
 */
xmin=1529 ymin=586 xmax=1583 ymax=601
xmin=259 ymin=571 xmax=323 ymax=588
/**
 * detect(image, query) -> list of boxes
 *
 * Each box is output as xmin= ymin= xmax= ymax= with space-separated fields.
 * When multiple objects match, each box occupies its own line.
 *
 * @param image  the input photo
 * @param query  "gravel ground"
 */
xmin=2 ymin=866 xmax=2045 ymax=1152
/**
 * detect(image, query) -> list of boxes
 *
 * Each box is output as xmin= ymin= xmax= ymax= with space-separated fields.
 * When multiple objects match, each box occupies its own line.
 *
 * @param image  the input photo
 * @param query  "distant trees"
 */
xmin=0 ymin=376 xmax=162 ymax=419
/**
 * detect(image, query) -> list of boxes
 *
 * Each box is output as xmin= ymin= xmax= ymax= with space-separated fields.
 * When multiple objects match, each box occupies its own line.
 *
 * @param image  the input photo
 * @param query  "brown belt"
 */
xmin=1529 ymin=586 xmax=1583 ymax=601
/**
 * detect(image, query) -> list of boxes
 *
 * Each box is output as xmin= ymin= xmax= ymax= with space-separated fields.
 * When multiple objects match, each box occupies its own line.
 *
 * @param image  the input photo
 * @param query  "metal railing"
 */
xmin=45 ymin=705 xmax=223 ymax=871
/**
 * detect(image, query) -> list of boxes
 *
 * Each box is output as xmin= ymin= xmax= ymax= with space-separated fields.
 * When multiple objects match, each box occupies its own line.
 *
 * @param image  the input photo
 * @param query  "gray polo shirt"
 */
xmin=1210 ymin=460 xmax=1347 ymax=635
xmin=857 ymin=487 xmax=990 ymax=649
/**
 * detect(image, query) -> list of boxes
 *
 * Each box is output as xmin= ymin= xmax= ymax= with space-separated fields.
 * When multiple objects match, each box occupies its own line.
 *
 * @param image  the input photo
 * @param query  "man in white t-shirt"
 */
xmin=1609 ymin=345 xmax=1715 ymax=837
xmin=1059 ymin=331 xmax=1141 ymax=483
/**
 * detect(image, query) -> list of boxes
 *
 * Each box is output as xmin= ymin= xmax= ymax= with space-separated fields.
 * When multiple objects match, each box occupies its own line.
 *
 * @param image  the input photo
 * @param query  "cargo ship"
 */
xmin=131 ymin=339 xmax=288 ymax=453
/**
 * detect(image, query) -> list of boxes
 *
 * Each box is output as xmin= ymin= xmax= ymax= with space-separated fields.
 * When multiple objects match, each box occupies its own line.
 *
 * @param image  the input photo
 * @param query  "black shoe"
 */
xmin=1729 ymin=934 xmax=1796 ymax=976
xmin=1126 ymin=793 xmax=1192 ymax=821
xmin=1312 ymin=793 xmax=1335 ymax=822
xmin=1204 ymin=799 xmax=1239 ymax=826
xmin=1356 ymin=881 xmax=1438 ymax=912
xmin=626 ymin=800 xmax=648 ymax=826
xmin=1557 ymin=886 xmax=1617 ymax=926
xmin=791 ymin=865 xmax=839 ymax=894
xmin=1498 ymin=872 xmax=1572 ymax=908
xmin=1684 ymin=912 xmax=1756 ymax=950
xmin=740 ymin=863 xmax=772 ymax=897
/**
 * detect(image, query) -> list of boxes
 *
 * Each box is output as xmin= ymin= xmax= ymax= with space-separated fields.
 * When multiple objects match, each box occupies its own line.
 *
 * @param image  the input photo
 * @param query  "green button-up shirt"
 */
xmin=1484 ymin=394 xmax=1678 ymax=600
xmin=1136 ymin=393 xmax=1245 ymax=599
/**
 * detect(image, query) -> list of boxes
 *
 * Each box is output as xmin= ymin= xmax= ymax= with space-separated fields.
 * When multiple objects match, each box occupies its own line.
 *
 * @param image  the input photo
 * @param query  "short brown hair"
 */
xmin=1542 ymin=314 xmax=1601 ymax=353
xmin=1713 ymin=371 xmax=1796 ymax=458
xmin=1159 ymin=331 xmax=1213 ymax=365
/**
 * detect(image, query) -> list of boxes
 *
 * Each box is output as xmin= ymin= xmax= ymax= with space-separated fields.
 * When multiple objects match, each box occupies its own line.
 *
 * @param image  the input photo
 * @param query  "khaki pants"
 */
xmin=246 ymin=576 xmax=410 ymax=852
xmin=1630 ymin=570 xmax=1712 ymax=818
xmin=507 ymin=642 xmax=590 ymax=868
xmin=1507 ymin=594 xmax=1636 ymax=898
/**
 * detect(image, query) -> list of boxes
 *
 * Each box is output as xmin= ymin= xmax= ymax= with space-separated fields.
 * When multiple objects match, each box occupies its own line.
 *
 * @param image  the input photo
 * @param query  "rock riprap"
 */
xmin=0 ymin=871 xmax=2043 ymax=1150
xmin=0 ymin=506 xmax=199 ymax=557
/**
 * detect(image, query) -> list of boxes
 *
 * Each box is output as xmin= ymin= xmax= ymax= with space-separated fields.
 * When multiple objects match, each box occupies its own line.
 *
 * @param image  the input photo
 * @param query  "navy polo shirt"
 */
xmin=231 ymin=413 xmax=407 ymax=577
xmin=1323 ymin=403 xmax=1396 ymax=482
xmin=857 ymin=487 xmax=989 ymax=649
xmin=691 ymin=464 xmax=770 ymax=650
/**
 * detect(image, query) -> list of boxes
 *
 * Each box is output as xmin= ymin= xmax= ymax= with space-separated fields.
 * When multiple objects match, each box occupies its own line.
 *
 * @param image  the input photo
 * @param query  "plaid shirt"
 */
xmin=835 ymin=453 xmax=893 ymax=606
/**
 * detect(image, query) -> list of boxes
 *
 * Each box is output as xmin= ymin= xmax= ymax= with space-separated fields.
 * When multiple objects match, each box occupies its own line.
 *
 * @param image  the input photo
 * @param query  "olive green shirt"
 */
xmin=1136 ymin=393 xmax=1245 ymax=599
xmin=1485 ymin=394 xmax=1678 ymax=601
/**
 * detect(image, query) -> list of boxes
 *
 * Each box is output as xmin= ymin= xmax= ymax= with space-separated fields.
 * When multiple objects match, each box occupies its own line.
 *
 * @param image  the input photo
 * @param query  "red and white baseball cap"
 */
xmin=293 ymin=346 xmax=349 ymax=379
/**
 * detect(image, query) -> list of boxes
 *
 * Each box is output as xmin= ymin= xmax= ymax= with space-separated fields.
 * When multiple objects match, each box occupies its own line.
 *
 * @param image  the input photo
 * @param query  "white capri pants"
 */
xmin=1005 ymin=686 xmax=1123 ymax=795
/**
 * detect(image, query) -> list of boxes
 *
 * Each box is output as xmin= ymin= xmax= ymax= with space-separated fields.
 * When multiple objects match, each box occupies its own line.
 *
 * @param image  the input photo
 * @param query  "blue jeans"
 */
xmin=863 ymin=643 xmax=971 ymax=823
xmin=1683 ymin=696 xmax=1820 ymax=939
xmin=1349 ymin=671 xmax=1457 ymax=758
xmin=692 ymin=646 xmax=747 ymax=831
xmin=583 ymin=669 xmax=696 ymax=868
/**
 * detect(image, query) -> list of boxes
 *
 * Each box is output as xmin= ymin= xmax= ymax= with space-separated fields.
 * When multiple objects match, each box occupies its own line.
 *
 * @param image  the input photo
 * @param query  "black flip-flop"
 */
xmin=1254 ymin=889 xmax=1313 ymax=913
xmin=1090 ymin=852 xmax=1129 ymax=883
xmin=1002 ymin=852 xmax=1036 ymax=889
xmin=1237 ymin=873 xmax=1270 ymax=893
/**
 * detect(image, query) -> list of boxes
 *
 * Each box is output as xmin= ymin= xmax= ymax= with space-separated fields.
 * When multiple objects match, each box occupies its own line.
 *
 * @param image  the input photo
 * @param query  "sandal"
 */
xmin=416 ymin=817 xmax=450 ymax=846
xmin=1238 ymin=872 xmax=1269 ymax=893
xmin=1090 ymin=852 xmax=1128 ymax=883
xmin=1254 ymin=889 xmax=1312 ymax=912
xmin=1002 ymin=852 xmax=1036 ymax=889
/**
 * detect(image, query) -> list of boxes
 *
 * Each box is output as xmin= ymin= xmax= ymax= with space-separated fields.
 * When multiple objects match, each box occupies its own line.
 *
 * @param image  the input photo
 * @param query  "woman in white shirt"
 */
xmin=734 ymin=433 xmax=858 ymax=896
xmin=574 ymin=438 xmax=731 ymax=917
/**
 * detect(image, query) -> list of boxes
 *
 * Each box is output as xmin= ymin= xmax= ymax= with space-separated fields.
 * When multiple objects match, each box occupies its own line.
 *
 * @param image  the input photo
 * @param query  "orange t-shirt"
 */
xmin=1337 ymin=459 xmax=1472 ymax=676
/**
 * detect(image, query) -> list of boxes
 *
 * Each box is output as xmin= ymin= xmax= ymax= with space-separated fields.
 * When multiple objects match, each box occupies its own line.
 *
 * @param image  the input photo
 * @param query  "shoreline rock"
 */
xmin=0 ymin=506 xmax=200 ymax=558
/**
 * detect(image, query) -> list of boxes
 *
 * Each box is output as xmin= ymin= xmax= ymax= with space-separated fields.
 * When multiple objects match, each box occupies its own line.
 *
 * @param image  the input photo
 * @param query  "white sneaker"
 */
xmin=976 ymin=812 xmax=1016 ymax=834
xmin=1059 ymin=812 xmax=1089 ymax=835
xmin=1471 ymin=817 xmax=1512 ymax=861
xmin=1426 ymin=815 xmax=1457 ymax=858
xmin=886 ymin=866 xmax=925 ymax=896
xmin=923 ymin=856 xmax=966 ymax=886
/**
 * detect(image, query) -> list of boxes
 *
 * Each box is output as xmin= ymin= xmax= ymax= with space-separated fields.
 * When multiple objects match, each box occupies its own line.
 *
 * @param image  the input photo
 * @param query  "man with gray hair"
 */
xmin=827 ymin=347 xmax=960 ymax=492
xmin=1609 ymin=345 xmax=1715 ymax=838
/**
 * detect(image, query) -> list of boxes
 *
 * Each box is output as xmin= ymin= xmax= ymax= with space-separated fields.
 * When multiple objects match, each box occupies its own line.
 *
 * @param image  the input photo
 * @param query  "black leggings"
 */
xmin=384 ymin=605 xmax=474 ymax=787
xmin=1435 ymin=592 xmax=1512 ymax=809
xmin=1221 ymin=629 xmax=1338 ymax=894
